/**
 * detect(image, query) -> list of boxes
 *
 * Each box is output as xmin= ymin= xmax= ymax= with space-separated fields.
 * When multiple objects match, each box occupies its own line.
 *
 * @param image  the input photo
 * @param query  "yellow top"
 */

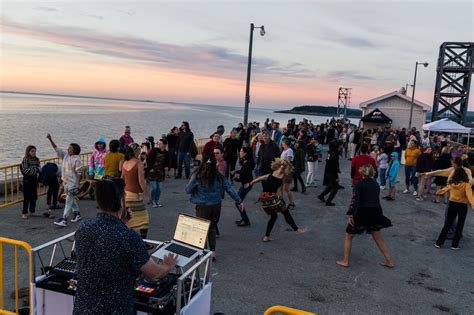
xmin=104 ymin=152 xmax=125 ymax=177
xmin=437 ymin=182 xmax=474 ymax=208
xmin=404 ymin=147 xmax=421 ymax=166
xmin=427 ymin=167 xmax=474 ymax=185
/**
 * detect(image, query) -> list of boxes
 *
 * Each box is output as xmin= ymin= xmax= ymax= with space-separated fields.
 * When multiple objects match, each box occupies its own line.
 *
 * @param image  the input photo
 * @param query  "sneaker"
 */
xmin=451 ymin=246 xmax=460 ymax=251
xmin=317 ymin=195 xmax=325 ymax=202
xmin=416 ymin=196 xmax=424 ymax=201
xmin=403 ymin=189 xmax=409 ymax=194
xmin=152 ymin=202 xmax=158 ymax=208
xmin=380 ymin=186 xmax=385 ymax=190
xmin=413 ymin=191 xmax=418 ymax=196
xmin=156 ymin=203 xmax=163 ymax=208
xmin=433 ymin=243 xmax=441 ymax=249
xmin=54 ymin=218 xmax=67 ymax=227
xmin=71 ymin=213 xmax=82 ymax=223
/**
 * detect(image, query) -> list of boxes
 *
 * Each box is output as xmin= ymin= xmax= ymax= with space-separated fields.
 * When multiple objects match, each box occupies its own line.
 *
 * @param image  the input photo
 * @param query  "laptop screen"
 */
xmin=173 ymin=214 xmax=210 ymax=249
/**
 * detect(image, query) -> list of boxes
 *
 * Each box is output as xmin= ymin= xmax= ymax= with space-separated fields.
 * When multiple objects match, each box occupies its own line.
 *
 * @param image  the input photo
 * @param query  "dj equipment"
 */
xmin=133 ymin=274 xmax=180 ymax=314
xmin=36 ymin=257 xmax=78 ymax=295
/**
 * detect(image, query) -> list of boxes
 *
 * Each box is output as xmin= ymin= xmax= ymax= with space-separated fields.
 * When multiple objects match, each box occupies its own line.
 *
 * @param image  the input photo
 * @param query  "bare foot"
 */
xmin=380 ymin=262 xmax=394 ymax=269
xmin=336 ymin=260 xmax=349 ymax=268
xmin=295 ymin=228 xmax=307 ymax=235
xmin=262 ymin=236 xmax=273 ymax=242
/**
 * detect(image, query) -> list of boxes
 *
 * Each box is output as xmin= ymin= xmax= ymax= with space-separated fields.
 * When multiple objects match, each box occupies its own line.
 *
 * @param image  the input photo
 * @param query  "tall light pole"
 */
xmin=408 ymin=61 xmax=428 ymax=129
xmin=244 ymin=23 xmax=265 ymax=126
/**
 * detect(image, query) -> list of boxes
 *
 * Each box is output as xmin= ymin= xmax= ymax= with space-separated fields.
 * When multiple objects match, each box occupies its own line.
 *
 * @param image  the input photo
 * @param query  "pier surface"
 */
xmin=1 ymin=157 xmax=473 ymax=314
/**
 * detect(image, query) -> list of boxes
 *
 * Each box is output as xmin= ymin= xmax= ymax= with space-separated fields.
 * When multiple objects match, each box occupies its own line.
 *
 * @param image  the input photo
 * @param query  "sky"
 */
xmin=0 ymin=0 xmax=473 ymax=109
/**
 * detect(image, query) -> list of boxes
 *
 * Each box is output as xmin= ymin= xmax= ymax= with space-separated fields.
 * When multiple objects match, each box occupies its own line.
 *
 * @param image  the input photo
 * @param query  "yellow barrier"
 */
xmin=0 ymin=152 xmax=92 ymax=209
xmin=264 ymin=305 xmax=315 ymax=315
xmin=0 ymin=238 xmax=33 ymax=315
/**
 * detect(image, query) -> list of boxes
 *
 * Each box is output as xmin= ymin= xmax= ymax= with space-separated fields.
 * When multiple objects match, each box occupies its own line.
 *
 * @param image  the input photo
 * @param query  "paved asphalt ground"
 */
xmin=1 ymin=154 xmax=474 ymax=314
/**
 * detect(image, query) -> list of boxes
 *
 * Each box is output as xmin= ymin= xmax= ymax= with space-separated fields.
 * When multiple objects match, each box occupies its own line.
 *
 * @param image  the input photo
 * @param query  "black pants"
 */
xmin=265 ymin=209 xmax=298 ymax=237
xmin=225 ymin=157 xmax=238 ymax=180
xmin=319 ymin=178 xmax=339 ymax=203
xmin=293 ymin=171 xmax=305 ymax=190
xmin=22 ymin=177 xmax=38 ymax=214
xmin=196 ymin=203 xmax=221 ymax=251
xmin=47 ymin=178 xmax=59 ymax=207
xmin=235 ymin=185 xmax=252 ymax=223
xmin=436 ymin=201 xmax=468 ymax=248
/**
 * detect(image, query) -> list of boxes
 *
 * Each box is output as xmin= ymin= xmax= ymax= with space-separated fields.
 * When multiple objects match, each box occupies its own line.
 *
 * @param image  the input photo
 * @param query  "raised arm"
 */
xmin=46 ymin=133 xmax=57 ymax=150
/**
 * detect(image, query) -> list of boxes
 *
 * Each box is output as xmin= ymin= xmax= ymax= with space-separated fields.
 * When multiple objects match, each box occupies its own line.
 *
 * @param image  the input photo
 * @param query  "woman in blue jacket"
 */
xmin=186 ymin=155 xmax=244 ymax=261
xmin=383 ymin=152 xmax=400 ymax=201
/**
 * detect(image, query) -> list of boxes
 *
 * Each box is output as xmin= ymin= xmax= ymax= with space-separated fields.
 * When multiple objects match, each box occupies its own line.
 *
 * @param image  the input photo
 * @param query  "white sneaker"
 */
xmin=157 ymin=203 xmax=163 ymax=208
xmin=380 ymin=186 xmax=386 ymax=190
xmin=413 ymin=191 xmax=418 ymax=196
xmin=54 ymin=218 xmax=67 ymax=227
xmin=71 ymin=213 xmax=82 ymax=223
xmin=152 ymin=202 xmax=158 ymax=208
xmin=403 ymin=189 xmax=409 ymax=194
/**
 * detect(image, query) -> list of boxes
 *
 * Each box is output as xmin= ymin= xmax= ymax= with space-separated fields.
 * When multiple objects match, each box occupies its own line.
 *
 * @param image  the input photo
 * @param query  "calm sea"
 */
xmin=0 ymin=92 xmax=357 ymax=164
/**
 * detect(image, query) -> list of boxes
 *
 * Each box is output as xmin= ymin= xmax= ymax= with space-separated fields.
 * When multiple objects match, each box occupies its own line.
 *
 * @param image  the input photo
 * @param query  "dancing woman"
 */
xmin=245 ymin=158 xmax=306 ymax=242
xmin=337 ymin=164 xmax=393 ymax=268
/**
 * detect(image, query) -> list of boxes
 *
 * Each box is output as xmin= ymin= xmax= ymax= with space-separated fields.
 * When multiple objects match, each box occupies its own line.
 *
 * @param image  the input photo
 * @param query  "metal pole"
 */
xmin=243 ymin=23 xmax=254 ymax=126
xmin=408 ymin=62 xmax=418 ymax=129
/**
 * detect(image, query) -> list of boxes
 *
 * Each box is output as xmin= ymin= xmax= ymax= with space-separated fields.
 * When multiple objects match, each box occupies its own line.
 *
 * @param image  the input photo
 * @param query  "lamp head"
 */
xmin=423 ymin=62 xmax=429 ymax=67
xmin=260 ymin=26 xmax=265 ymax=36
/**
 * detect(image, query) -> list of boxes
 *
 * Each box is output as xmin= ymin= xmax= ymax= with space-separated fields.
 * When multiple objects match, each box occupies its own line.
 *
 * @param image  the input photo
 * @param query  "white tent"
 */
xmin=423 ymin=118 xmax=471 ymax=143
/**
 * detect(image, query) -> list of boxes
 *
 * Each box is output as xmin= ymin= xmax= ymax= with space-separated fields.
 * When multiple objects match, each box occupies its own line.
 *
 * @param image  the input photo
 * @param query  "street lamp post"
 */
xmin=244 ymin=23 xmax=265 ymax=126
xmin=408 ymin=61 xmax=428 ymax=129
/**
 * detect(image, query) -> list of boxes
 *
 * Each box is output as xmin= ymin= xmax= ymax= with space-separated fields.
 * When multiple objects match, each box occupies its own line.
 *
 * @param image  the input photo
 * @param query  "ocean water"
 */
xmin=0 ymin=92 xmax=357 ymax=164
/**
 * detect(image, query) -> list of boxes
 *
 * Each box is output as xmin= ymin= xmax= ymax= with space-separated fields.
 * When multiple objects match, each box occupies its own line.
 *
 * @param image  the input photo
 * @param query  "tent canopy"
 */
xmin=361 ymin=108 xmax=392 ymax=124
xmin=422 ymin=118 xmax=471 ymax=134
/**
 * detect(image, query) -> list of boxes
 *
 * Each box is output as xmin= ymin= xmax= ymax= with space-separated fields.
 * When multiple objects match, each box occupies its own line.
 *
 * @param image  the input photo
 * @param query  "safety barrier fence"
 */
xmin=0 ymin=237 xmax=33 ymax=315
xmin=264 ymin=305 xmax=315 ymax=315
xmin=0 ymin=138 xmax=211 ymax=208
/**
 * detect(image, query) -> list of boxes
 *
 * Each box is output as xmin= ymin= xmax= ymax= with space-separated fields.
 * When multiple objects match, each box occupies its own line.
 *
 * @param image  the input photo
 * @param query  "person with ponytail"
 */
xmin=185 ymin=154 xmax=244 ymax=261
xmin=121 ymin=143 xmax=152 ymax=247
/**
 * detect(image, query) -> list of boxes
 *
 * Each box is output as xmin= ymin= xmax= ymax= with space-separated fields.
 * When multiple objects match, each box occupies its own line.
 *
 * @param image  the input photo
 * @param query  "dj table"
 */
xmin=31 ymin=233 xmax=212 ymax=315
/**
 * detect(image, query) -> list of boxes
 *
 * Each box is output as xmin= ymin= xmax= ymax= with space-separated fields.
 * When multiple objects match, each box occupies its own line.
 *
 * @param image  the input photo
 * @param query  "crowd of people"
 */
xmin=16 ymin=116 xmax=474 ymax=313
xmin=18 ymin=117 xmax=474 ymax=264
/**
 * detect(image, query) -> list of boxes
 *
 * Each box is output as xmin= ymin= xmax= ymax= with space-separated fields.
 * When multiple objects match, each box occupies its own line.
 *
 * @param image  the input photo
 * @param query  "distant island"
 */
xmin=275 ymin=105 xmax=363 ymax=118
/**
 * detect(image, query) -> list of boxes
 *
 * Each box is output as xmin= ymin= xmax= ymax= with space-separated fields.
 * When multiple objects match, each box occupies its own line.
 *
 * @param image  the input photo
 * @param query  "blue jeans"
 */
xmin=177 ymin=151 xmax=190 ymax=178
xmin=235 ymin=185 xmax=252 ymax=223
xmin=379 ymin=168 xmax=387 ymax=186
xmin=149 ymin=180 xmax=162 ymax=203
xmin=404 ymin=165 xmax=418 ymax=190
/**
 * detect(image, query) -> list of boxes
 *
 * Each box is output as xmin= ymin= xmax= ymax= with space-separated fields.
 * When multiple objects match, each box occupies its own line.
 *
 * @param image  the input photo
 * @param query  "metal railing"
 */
xmin=0 ymin=237 xmax=33 ymax=315
xmin=0 ymin=138 xmax=211 ymax=209
xmin=264 ymin=305 xmax=315 ymax=315
xmin=0 ymin=152 xmax=92 ymax=209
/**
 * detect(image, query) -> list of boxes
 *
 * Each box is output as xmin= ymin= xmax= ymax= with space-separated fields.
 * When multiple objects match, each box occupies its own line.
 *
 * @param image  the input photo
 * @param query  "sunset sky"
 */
xmin=1 ymin=0 xmax=472 ymax=109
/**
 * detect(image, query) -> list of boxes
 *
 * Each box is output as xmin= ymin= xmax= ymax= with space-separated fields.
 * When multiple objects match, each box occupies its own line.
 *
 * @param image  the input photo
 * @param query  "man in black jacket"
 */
xmin=318 ymin=140 xmax=343 ymax=206
xmin=257 ymin=132 xmax=280 ymax=176
xmin=175 ymin=121 xmax=194 ymax=179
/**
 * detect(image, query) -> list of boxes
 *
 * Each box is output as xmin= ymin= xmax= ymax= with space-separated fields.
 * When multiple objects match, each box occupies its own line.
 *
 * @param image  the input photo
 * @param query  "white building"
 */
xmin=359 ymin=91 xmax=431 ymax=131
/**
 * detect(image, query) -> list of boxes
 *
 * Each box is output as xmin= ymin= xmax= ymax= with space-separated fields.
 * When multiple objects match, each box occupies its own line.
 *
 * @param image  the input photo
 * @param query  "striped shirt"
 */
xmin=20 ymin=157 xmax=40 ymax=177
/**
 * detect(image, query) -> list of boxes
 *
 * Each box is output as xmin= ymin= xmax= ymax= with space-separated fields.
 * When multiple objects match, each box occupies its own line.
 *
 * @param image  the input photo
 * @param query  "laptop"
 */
xmin=152 ymin=214 xmax=211 ymax=267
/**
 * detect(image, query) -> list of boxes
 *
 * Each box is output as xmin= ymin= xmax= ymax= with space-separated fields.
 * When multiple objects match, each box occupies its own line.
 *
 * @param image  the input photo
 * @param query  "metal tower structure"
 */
xmin=337 ymin=87 xmax=352 ymax=119
xmin=431 ymin=42 xmax=474 ymax=124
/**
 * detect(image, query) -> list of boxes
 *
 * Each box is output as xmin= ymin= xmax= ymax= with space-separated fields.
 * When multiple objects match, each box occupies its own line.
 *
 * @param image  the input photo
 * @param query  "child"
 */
xmin=39 ymin=162 xmax=60 ymax=218
xmin=383 ymin=152 xmax=400 ymax=201
xmin=377 ymin=148 xmax=389 ymax=189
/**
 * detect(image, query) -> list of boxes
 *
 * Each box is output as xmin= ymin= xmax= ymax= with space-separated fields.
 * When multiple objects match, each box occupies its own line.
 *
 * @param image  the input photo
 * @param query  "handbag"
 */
xmin=258 ymin=192 xmax=286 ymax=215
